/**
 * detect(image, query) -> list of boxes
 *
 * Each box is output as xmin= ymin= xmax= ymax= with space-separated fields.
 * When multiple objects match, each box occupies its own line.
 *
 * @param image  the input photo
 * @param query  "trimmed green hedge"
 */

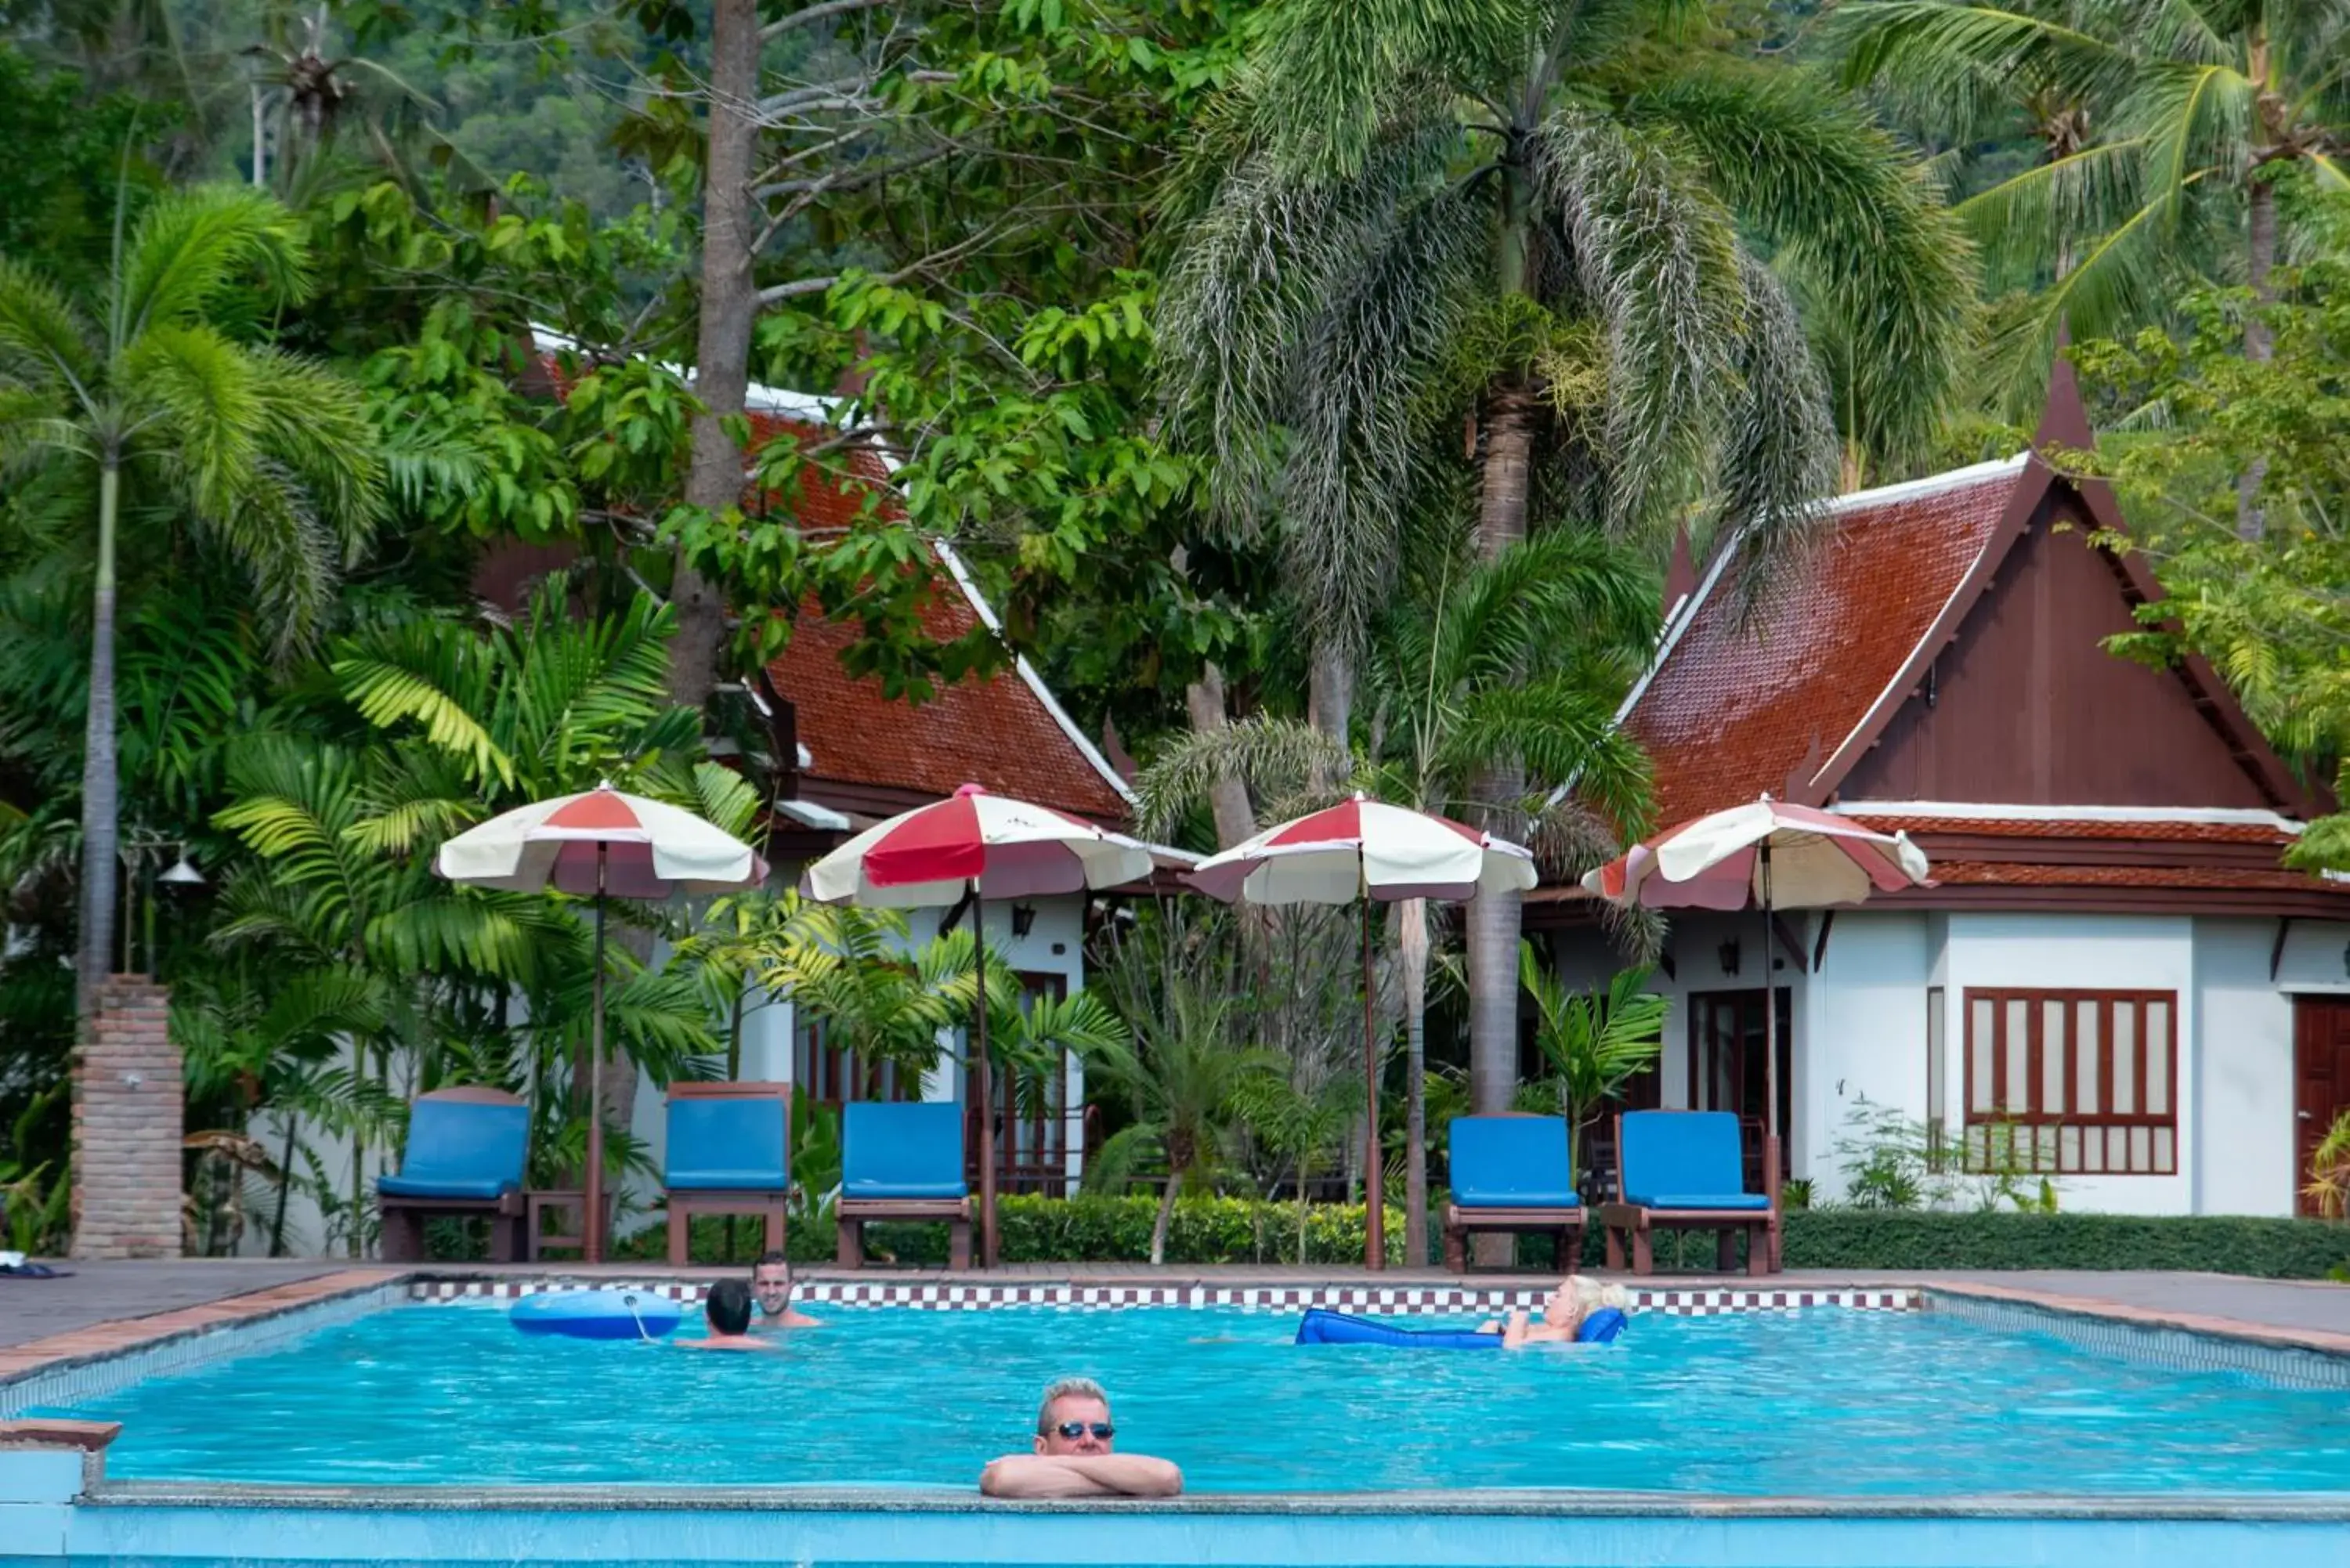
xmin=440 ymin=1196 xmax=2350 ymax=1279
xmin=1782 ymin=1209 xmax=2350 ymax=1279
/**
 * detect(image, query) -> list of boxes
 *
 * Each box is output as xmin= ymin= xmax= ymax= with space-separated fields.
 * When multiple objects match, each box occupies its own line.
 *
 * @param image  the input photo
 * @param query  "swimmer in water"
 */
xmin=682 ymin=1279 xmax=776 ymax=1351
xmin=1480 ymin=1275 xmax=1628 ymax=1349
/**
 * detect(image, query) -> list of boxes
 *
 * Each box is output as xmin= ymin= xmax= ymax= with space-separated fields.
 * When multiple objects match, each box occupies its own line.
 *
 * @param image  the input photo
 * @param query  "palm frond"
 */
xmin=121 ymin=186 xmax=311 ymax=345
xmin=1136 ymin=714 xmax=1353 ymax=842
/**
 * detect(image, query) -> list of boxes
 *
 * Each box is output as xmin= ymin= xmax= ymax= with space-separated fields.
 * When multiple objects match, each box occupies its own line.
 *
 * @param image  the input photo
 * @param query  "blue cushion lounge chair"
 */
xmin=377 ymin=1087 xmax=530 ymax=1263
xmin=663 ymin=1082 xmax=793 ymax=1266
xmin=1441 ymin=1115 xmax=1585 ymax=1274
xmin=1599 ymin=1110 xmax=1780 ymax=1277
xmin=836 ymin=1101 xmax=973 ymax=1271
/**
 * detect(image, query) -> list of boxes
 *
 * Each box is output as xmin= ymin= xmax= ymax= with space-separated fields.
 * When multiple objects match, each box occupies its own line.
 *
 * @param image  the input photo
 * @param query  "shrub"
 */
xmin=1783 ymin=1209 xmax=2350 ymax=1279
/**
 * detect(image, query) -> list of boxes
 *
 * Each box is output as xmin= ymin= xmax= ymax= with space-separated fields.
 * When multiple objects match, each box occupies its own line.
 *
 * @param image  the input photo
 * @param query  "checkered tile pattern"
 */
xmin=403 ymin=1278 xmax=1921 ymax=1316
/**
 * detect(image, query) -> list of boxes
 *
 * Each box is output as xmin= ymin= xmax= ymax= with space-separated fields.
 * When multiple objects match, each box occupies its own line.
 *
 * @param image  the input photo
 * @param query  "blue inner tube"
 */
xmin=1295 ymin=1306 xmax=1627 ymax=1349
xmin=509 ymin=1288 xmax=682 ymax=1341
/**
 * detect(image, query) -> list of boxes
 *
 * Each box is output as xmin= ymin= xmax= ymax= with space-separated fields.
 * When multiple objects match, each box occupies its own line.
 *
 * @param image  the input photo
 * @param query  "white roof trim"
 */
xmin=1832 ymin=800 xmax=2305 ymax=833
xmin=1818 ymin=452 xmax=2029 ymax=516
xmin=775 ymin=797 xmax=854 ymax=832
xmin=531 ymin=325 xmax=1137 ymax=814
xmin=931 ymin=539 xmax=1139 ymax=808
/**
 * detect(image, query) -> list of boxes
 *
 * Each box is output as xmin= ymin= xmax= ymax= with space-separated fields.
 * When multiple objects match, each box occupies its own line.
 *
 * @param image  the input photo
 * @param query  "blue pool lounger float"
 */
xmin=1295 ymin=1306 xmax=1628 ymax=1349
xmin=509 ymin=1288 xmax=682 ymax=1341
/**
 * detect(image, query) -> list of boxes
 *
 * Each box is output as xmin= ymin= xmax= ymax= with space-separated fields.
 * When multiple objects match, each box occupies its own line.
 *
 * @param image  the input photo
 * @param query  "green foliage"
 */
xmin=1517 ymin=950 xmax=1666 ymax=1188
xmin=2308 ymin=1108 xmax=2350 ymax=1220
xmin=1782 ymin=1209 xmax=2350 ymax=1279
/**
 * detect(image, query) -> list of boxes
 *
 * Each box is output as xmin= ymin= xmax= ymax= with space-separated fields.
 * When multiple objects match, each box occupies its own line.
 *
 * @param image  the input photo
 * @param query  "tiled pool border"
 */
xmin=1927 ymin=1288 xmax=2350 ymax=1390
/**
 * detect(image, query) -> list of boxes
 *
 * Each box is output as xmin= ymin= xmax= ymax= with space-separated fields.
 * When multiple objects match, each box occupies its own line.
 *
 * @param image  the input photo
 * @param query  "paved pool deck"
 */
xmin=3 ymin=1259 xmax=2345 ymax=1386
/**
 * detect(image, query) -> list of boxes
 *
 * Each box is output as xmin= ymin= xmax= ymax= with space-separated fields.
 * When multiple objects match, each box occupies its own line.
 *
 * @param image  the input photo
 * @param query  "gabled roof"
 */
xmin=1620 ymin=364 xmax=2319 ymax=830
xmin=518 ymin=329 xmax=1136 ymax=826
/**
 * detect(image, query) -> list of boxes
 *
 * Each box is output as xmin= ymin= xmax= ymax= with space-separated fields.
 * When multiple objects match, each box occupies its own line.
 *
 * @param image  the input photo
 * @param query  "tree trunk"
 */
xmin=2236 ymin=174 xmax=2277 ymax=541
xmin=1183 ymin=661 xmax=1257 ymax=850
xmin=1398 ymin=898 xmax=1430 ymax=1266
xmin=673 ymin=0 xmax=762 ymax=710
xmin=1307 ymin=638 xmax=1353 ymax=790
xmin=76 ymin=461 xmax=121 ymax=1024
xmin=1150 ymin=1165 xmax=1180 ymax=1266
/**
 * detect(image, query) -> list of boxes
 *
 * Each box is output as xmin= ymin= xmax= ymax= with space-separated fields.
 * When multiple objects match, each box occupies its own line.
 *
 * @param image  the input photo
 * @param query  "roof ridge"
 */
xmin=1820 ymin=452 xmax=2028 ymax=516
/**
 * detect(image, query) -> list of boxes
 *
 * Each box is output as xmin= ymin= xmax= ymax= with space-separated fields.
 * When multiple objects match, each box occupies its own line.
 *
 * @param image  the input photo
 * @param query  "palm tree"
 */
xmin=1834 ymin=0 xmax=2350 ymax=533
xmin=0 ymin=182 xmax=385 ymax=1018
xmin=1159 ymin=0 xmax=1972 ymax=1152
xmin=1141 ymin=529 xmax=1657 ymax=1260
xmin=1517 ymin=947 xmax=1665 ymax=1192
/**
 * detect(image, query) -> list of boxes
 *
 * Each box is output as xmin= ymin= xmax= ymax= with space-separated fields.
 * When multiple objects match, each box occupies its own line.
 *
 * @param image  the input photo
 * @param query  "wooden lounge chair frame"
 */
xmin=1596 ymin=1111 xmax=1780 ymax=1277
xmin=663 ymin=1081 xmax=794 ymax=1266
xmin=378 ymin=1086 xmax=527 ymax=1263
xmin=835 ymin=1101 xmax=974 ymax=1270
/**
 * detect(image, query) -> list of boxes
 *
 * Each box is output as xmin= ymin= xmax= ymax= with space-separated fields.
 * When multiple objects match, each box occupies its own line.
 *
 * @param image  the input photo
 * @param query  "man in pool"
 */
xmin=750 ymin=1252 xmax=821 ymax=1329
xmin=978 ymin=1378 xmax=1184 ymax=1498
xmin=681 ymin=1279 xmax=775 ymax=1352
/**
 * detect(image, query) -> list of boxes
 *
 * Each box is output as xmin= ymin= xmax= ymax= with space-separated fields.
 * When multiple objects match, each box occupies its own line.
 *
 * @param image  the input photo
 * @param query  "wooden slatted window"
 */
xmin=1961 ymin=988 xmax=2177 ymax=1175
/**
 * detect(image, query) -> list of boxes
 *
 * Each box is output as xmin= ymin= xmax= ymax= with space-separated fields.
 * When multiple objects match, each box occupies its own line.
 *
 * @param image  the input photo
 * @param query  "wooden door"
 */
xmin=2293 ymin=999 xmax=2350 ymax=1216
xmin=1686 ymin=988 xmax=1793 ymax=1183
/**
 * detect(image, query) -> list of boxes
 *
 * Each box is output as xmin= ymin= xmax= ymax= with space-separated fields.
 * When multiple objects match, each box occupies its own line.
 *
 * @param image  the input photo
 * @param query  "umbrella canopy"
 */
xmin=1184 ymin=794 xmax=1538 ymax=1271
xmin=802 ymin=784 xmax=1152 ymax=1270
xmin=1188 ymin=794 xmax=1538 ymax=905
xmin=806 ymin=784 xmax=1152 ymax=905
xmin=435 ymin=782 xmax=766 ymax=1264
xmin=437 ymin=784 xmax=767 ymax=897
xmin=1581 ymin=797 xmax=1926 ymax=910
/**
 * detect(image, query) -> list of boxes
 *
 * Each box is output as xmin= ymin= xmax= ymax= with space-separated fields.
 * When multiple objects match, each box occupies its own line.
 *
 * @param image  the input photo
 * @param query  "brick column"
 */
xmin=70 ymin=977 xmax=183 ymax=1260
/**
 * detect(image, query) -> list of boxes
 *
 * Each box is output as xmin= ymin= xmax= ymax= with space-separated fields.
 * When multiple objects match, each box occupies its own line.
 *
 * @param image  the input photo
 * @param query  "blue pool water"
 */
xmin=38 ymin=1303 xmax=2350 ymax=1494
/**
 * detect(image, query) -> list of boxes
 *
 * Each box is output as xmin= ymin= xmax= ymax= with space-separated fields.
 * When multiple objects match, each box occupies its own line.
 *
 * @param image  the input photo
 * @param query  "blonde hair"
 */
xmin=1565 ymin=1275 xmax=1631 ymax=1313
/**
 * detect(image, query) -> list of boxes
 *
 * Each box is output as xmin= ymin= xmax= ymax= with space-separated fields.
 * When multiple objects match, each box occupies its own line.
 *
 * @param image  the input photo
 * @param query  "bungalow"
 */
xmin=1542 ymin=366 xmax=2350 ymax=1217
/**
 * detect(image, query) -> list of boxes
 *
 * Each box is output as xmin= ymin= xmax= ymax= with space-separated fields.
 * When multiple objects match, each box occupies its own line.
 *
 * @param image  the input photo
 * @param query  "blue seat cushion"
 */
xmin=385 ymin=1097 xmax=529 ymax=1201
xmin=1448 ymin=1115 xmax=1581 ymax=1209
xmin=1630 ymin=1191 xmax=1773 ymax=1212
xmin=1618 ymin=1111 xmax=1768 ymax=1211
xmin=843 ymin=1101 xmax=969 ymax=1201
xmin=665 ymin=1169 xmax=790 ymax=1192
xmin=667 ymin=1095 xmax=788 ymax=1190
xmin=378 ymin=1172 xmax=514 ymax=1201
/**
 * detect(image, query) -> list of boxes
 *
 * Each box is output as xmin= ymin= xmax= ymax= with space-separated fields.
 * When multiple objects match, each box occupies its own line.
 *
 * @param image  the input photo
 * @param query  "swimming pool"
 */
xmin=31 ymin=1296 xmax=2350 ymax=1495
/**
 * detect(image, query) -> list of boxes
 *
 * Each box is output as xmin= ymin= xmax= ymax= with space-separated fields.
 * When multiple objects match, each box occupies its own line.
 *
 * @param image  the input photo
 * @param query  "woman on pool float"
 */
xmin=1482 ymin=1275 xmax=1629 ymax=1349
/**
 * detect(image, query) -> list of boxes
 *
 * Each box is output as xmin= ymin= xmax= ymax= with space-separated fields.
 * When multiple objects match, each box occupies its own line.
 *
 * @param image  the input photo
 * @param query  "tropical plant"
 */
xmin=1158 ymin=0 xmax=1972 ymax=1177
xmin=2307 ymin=1108 xmax=2350 ymax=1220
xmin=1516 ymin=949 xmax=1666 ymax=1190
xmin=0 ymin=181 xmax=385 ymax=1015
xmin=743 ymin=897 xmax=976 ymax=1080
xmin=1086 ymin=909 xmax=1285 ymax=1264
xmin=1231 ymin=1060 xmax=1362 ymax=1264
xmin=1140 ymin=528 xmax=1657 ymax=1260
xmin=1835 ymin=0 xmax=2350 ymax=533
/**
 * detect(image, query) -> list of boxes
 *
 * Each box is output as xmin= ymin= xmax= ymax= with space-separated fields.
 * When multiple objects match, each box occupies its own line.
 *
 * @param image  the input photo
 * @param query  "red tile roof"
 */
xmin=1843 ymin=814 xmax=2297 ymax=846
xmin=1624 ymin=458 xmax=2027 ymax=826
xmin=1926 ymin=862 xmax=2350 ymax=894
xmin=747 ymin=414 xmax=1131 ymax=824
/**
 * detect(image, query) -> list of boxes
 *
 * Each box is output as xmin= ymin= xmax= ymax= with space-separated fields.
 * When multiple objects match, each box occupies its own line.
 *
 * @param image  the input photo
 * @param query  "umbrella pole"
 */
xmin=1760 ymin=840 xmax=1781 ymax=1272
xmin=586 ymin=842 xmax=608 ymax=1266
xmin=972 ymin=882 xmax=998 ymax=1270
xmin=1361 ymin=896 xmax=1385 ymax=1273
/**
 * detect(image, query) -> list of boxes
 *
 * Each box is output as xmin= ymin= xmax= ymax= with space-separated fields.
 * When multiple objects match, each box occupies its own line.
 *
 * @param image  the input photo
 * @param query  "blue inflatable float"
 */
xmin=509 ymin=1288 xmax=682 ymax=1341
xmin=1295 ymin=1306 xmax=1627 ymax=1349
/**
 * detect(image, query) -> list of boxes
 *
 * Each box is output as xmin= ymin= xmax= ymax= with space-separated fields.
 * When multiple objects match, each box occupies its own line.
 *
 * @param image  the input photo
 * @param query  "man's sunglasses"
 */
xmin=1052 ymin=1422 xmax=1114 ymax=1440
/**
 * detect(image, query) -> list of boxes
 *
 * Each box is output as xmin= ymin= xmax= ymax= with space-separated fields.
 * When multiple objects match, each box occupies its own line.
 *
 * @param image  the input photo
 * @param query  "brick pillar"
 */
xmin=70 ymin=977 xmax=184 ymax=1259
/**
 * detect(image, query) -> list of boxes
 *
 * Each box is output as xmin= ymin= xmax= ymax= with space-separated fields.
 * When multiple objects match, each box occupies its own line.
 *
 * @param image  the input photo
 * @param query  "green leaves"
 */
xmin=1517 ymin=943 xmax=1665 ymax=1180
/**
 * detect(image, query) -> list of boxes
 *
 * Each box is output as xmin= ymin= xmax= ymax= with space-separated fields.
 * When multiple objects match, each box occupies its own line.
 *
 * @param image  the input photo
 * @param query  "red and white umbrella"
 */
xmin=436 ymin=782 xmax=768 ymax=1263
xmin=804 ymin=784 xmax=1152 ymax=1266
xmin=1186 ymin=794 xmax=1538 ymax=1270
xmin=1581 ymin=795 xmax=1928 ymax=1266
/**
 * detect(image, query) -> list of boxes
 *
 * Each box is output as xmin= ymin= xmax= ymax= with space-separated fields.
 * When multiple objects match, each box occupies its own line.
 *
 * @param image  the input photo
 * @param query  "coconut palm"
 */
xmin=1140 ymin=528 xmax=1658 ymax=1260
xmin=0 ymin=182 xmax=385 ymax=1017
xmin=1159 ymin=0 xmax=1972 ymax=1147
xmin=1834 ymin=0 xmax=2350 ymax=533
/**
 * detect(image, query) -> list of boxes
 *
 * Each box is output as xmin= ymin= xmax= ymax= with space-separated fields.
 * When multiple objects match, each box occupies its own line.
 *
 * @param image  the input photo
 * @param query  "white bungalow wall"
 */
xmin=1553 ymin=909 xmax=2345 ymax=1217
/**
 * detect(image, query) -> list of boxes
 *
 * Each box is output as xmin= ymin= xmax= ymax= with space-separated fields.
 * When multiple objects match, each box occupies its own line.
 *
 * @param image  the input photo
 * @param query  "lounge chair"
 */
xmin=1598 ymin=1110 xmax=1779 ymax=1277
xmin=377 ymin=1087 xmax=530 ymax=1263
xmin=1441 ymin=1114 xmax=1585 ymax=1273
xmin=836 ymin=1101 xmax=973 ymax=1270
xmin=663 ymin=1082 xmax=793 ymax=1266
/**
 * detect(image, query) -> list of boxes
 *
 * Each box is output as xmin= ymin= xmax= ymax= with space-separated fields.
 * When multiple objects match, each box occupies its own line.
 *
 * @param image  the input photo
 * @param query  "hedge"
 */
xmin=437 ymin=1197 xmax=2350 ymax=1279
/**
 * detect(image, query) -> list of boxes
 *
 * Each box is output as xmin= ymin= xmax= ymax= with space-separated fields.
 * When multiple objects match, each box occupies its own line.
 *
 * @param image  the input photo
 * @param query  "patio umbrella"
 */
xmin=436 ymin=782 xmax=767 ymax=1263
xmin=1582 ymin=794 xmax=1928 ymax=1260
xmin=1186 ymin=794 xmax=1539 ymax=1270
xmin=804 ymin=784 xmax=1153 ymax=1268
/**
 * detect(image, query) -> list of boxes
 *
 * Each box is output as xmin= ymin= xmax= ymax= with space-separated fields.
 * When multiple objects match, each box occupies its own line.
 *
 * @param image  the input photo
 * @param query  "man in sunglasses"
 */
xmin=978 ymin=1377 xmax=1184 ymax=1498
